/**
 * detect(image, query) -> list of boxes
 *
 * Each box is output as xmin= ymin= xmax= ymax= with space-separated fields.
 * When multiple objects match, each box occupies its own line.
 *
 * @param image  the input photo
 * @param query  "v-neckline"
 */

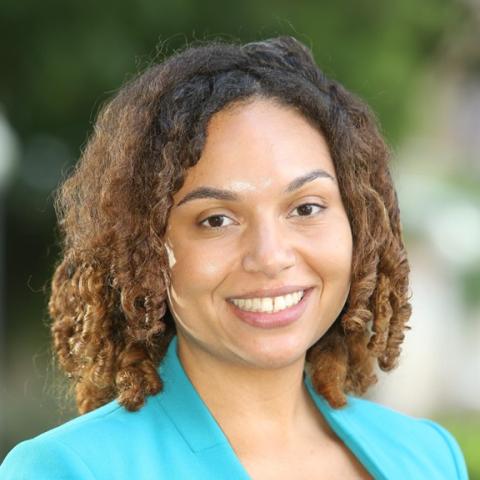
xmin=157 ymin=336 xmax=384 ymax=479
xmin=304 ymin=377 xmax=384 ymax=479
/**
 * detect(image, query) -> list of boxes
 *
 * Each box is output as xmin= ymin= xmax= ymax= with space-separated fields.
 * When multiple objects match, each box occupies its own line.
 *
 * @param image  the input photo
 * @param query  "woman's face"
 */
xmin=164 ymin=98 xmax=352 ymax=369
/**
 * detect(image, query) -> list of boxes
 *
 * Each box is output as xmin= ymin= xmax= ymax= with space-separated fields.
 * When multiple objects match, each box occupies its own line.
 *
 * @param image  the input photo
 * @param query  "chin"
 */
xmin=236 ymin=334 xmax=310 ymax=369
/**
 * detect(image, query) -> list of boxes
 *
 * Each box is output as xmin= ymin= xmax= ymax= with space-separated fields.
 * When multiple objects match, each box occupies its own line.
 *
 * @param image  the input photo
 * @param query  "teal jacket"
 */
xmin=0 ymin=336 xmax=469 ymax=479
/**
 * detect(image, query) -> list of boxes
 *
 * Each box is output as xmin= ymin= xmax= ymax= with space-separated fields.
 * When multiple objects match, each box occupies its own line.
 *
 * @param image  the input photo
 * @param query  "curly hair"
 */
xmin=48 ymin=35 xmax=411 ymax=414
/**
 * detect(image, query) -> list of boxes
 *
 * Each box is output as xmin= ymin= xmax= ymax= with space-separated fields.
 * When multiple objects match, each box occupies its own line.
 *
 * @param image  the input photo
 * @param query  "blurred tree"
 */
xmin=0 ymin=0 xmax=471 ymax=460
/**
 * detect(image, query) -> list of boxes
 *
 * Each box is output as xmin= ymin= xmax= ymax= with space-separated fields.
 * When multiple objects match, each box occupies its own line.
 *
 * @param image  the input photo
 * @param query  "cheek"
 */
xmin=306 ymin=219 xmax=353 ymax=279
xmin=166 ymin=237 xmax=236 ymax=332
xmin=167 ymin=237 xmax=234 ymax=298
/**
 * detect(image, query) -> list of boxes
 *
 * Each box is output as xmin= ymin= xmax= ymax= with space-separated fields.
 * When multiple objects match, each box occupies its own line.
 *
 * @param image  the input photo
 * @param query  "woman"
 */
xmin=0 ymin=36 xmax=468 ymax=479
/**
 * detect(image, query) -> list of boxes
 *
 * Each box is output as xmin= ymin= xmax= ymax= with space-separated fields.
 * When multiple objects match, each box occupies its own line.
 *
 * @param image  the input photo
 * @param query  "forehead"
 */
xmin=177 ymin=98 xmax=336 ymax=194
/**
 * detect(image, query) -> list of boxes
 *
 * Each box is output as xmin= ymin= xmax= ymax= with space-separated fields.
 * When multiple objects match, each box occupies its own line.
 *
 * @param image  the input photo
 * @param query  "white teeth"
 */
xmin=275 ymin=296 xmax=286 ymax=311
xmin=231 ymin=290 xmax=305 ymax=313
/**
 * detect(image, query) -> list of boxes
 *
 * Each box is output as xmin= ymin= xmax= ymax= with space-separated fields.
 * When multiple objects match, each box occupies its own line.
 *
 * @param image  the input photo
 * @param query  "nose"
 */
xmin=242 ymin=218 xmax=296 ymax=278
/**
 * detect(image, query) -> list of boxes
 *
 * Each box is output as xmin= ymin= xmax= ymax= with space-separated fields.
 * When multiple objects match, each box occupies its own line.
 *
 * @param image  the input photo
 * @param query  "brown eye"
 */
xmin=290 ymin=203 xmax=325 ymax=217
xmin=199 ymin=214 xmax=234 ymax=229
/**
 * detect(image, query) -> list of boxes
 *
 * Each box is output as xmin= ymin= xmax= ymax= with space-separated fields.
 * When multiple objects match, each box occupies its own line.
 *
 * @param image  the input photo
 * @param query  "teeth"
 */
xmin=231 ymin=290 xmax=305 ymax=313
xmin=275 ymin=295 xmax=286 ymax=311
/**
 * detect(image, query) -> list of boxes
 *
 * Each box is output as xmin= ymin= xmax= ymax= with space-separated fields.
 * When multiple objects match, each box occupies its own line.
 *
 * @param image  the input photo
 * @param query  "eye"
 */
xmin=289 ymin=203 xmax=325 ymax=217
xmin=198 ymin=214 xmax=235 ymax=229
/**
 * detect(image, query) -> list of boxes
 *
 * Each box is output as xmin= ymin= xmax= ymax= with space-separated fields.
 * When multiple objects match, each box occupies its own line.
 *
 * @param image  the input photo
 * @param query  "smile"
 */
xmin=229 ymin=290 xmax=305 ymax=313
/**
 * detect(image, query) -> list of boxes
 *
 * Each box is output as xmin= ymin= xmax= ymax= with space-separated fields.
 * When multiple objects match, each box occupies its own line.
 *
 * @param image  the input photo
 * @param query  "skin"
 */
xmin=163 ymin=98 xmax=367 ymax=478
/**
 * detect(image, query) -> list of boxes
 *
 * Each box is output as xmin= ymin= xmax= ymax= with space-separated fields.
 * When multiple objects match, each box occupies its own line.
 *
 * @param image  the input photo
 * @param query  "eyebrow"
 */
xmin=174 ymin=169 xmax=336 ymax=208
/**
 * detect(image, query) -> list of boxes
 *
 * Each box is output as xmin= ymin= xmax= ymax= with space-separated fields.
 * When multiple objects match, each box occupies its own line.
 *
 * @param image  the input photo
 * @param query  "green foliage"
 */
xmin=0 ymin=0 xmax=473 ymax=461
xmin=0 ymin=0 xmax=468 ymax=147
xmin=436 ymin=414 xmax=480 ymax=480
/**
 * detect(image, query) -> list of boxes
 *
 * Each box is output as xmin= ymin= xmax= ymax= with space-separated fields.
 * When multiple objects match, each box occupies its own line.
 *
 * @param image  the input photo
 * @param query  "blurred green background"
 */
xmin=1 ymin=0 xmax=479 ymax=477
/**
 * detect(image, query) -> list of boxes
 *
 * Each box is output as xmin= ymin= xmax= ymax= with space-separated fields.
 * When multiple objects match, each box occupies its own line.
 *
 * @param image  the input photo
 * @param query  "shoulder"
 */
xmin=0 ymin=395 xmax=177 ymax=479
xmin=0 ymin=435 xmax=96 ymax=480
xmin=342 ymin=396 xmax=469 ymax=479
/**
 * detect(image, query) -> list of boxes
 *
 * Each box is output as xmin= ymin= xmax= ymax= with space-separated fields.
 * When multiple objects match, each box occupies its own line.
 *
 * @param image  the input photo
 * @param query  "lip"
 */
xmin=227 ymin=287 xmax=314 ymax=329
xmin=227 ymin=285 xmax=313 ymax=300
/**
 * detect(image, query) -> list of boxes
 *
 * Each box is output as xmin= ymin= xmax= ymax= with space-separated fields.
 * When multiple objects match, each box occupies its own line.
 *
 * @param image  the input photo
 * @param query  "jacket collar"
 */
xmin=155 ymin=335 xmax=383 ymax=479
xmin=155 ymin=335 xmax=228 ymax=452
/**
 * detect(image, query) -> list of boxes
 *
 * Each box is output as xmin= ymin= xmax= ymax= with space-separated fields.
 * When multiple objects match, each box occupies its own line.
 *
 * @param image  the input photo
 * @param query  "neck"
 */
xmin=175 ymin=334 xmax=327 ymax=453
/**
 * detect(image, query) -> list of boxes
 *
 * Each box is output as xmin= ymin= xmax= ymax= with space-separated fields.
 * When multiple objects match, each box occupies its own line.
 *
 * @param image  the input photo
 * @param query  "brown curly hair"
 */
xmin=48 ymin=35 xmax=411 ymax=415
